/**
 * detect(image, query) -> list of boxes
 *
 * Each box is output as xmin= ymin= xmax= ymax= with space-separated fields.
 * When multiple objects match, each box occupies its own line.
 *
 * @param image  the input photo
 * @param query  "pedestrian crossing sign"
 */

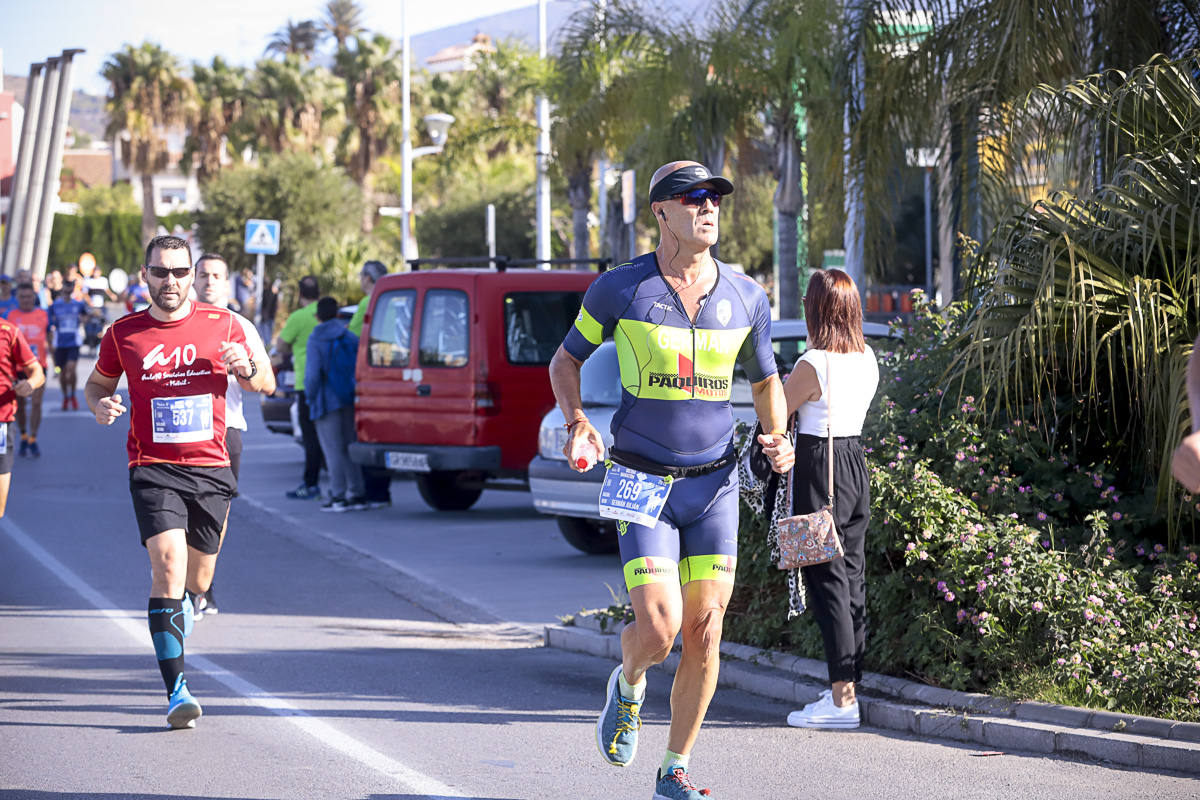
xmin=244 ymin=219 xmax=281 ymax=255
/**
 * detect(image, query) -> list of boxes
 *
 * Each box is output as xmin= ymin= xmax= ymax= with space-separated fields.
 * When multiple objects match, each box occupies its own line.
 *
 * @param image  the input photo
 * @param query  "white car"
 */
xmin=529 ymin=319 xmax=900 ymax=553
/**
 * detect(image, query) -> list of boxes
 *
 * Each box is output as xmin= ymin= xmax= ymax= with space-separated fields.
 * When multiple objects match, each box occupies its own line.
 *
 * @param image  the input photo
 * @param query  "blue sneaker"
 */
xmin=654 ymin=766 xmax=712 ymax=799
xmin=286 ymin=484 xmax=321 ymax=499
xmin=166 ymin=676 xmax=202 ymax=729
xmin=181 ymin=593 xmax=196 ymax=637
xmin=595 ymin=665 xmax=641 ymax=767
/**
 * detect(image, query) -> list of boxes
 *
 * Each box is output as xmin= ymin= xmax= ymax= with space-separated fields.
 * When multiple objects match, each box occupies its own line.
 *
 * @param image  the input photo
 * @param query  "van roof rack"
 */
xmin=404 ymin=256 xmax=611 ymax=273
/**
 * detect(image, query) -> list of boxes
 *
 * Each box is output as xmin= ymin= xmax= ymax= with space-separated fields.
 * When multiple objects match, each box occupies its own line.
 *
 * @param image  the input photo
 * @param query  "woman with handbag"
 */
xmin=781 ymin=269 xmax=879 ymax=729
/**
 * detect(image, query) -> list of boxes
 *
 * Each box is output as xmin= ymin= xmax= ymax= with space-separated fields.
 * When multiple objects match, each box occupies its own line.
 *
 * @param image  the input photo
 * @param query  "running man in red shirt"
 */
xmin=6 ymin=283 xmax=49 ymax=457
xmin=0 ymin=313 xmax=45 ymax=516
xmin=84 ymin=234 xmax=271 ymax=729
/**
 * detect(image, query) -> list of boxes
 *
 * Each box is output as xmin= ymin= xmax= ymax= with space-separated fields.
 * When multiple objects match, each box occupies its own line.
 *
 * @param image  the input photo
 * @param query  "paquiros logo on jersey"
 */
xmin=647 ymin=353 xmax=730 ymax=398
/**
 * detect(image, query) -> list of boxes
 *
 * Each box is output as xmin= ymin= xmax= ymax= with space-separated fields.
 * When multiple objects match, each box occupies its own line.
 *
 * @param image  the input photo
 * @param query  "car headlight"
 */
xmin=538 ymin=423 xmax=567 ymax=460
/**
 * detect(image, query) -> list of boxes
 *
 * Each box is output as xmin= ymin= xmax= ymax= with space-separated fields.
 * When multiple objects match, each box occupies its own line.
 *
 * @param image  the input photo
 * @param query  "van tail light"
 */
xmin=474 ymin=381 xmax=500 ymax=414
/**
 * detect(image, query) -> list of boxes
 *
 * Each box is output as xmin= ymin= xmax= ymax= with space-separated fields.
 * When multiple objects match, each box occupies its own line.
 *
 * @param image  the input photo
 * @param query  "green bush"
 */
xmin=47 ymin=210 xmax=194 ymax=275
xmin=726 ymin=294 xmax=1200 ymax=721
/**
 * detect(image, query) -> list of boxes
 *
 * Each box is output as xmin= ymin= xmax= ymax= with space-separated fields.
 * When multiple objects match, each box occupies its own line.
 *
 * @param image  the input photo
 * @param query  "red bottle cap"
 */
xmin=576 ymin=457 xmax=589 ymax=469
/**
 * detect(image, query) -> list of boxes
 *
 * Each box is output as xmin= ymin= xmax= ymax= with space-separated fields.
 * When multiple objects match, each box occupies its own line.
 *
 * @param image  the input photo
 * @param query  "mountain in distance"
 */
xmin=3 ymin=74 xmax=108 ymax=144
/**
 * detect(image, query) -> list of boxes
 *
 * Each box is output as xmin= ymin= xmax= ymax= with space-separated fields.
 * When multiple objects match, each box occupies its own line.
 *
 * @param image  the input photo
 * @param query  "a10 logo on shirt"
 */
xmin=142 ymin=343 xmax=199 ymax=372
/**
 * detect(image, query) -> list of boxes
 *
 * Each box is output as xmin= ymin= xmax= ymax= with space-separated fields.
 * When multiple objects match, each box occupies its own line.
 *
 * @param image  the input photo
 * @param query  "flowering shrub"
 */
xmin=726 ymin=294 xmax=1200 ymax=720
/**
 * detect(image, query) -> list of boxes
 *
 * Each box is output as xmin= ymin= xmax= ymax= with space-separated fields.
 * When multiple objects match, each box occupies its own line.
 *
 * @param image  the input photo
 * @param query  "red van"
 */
xmin=348 ymin=268 xmax=598 ymax=511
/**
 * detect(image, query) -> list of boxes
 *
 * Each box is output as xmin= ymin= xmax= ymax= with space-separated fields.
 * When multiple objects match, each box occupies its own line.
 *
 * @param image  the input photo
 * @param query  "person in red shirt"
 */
xmin=0 ymin=314 xmax=45 ymax=516
xmin=84 ymin=234 xmax=270 ymax=729
xmin=6 ymin=283 xmax=49 ymax=457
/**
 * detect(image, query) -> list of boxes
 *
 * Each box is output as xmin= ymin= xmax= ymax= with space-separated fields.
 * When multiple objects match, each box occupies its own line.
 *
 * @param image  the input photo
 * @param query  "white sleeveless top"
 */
xmin=224 ymin=311 xmax=259 ymax=432
xmin=794 ymin=346 xmax=879 ymax=437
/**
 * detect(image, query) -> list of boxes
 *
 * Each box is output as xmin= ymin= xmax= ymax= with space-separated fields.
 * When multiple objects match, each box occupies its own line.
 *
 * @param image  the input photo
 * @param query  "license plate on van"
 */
xmin=386 ymin=452 xmax=431 ymax=472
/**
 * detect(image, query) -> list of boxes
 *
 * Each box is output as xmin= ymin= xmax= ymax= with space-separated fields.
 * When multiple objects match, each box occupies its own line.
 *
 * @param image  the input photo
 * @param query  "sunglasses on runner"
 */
xmin=672 ymin=188 xmax=723 ymax=207
xmin=145 ymin=265 xmax=193 ymax=279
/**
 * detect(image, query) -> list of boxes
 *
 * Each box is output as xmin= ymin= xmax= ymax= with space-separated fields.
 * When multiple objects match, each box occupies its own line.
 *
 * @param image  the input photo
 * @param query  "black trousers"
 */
xmin=791 ymin=434 xmax=870 ymax=684
xmin=362 ymin=467 xmax=391 ymax=504
xmin=296 ymin=394 xmax=323 ymax=489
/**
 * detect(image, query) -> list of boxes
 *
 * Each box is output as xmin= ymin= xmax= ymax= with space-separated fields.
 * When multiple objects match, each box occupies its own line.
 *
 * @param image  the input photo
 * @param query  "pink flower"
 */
xmin=976 ymin=581 xmax=987 ymax=593
xmin=1032 ymin=601 xmax=1044 ymax=611
xmin=919 ymin=551 xmax=929 ymax=561
xmin=1112 ymin=512 xmax=1123 ymax=521
xmin=1084 ymin=610 xmax=1095 ymax=620
xmin=1037 ymin=512 xmax=1047 ymax=521
xmin=905 ymin=542 xmax=916 ymax=552
xmin=944 ymin=592 xmax=956 ymax=601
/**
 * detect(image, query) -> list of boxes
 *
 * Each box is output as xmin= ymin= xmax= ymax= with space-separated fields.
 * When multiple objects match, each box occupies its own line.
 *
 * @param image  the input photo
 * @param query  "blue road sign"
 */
xmin=244 ymin=219 xmax=281 ymax=255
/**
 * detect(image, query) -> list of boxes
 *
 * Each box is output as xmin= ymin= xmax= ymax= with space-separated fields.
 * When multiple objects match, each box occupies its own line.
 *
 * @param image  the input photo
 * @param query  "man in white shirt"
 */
xmin=192 ymin=253 xmax=276 ymax=615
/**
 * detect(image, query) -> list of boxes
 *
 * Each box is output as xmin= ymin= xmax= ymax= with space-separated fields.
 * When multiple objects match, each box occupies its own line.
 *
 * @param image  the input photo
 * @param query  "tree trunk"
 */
xmin=567 ymin=163 xmax=591 ymax=262
xmin=774 ymin=125 xmax=804 ymax=319
xmin=140 ymin=172 xmax=157 ymax=249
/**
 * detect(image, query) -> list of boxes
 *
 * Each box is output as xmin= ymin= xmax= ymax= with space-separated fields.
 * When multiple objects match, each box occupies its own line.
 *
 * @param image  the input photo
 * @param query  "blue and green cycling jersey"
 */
xmin=562 ymin=253 xmax=776 ymax=467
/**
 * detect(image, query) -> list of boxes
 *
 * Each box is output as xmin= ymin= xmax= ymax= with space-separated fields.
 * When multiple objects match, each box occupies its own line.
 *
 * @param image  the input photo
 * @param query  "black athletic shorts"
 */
xmin=0 ymin=421 xmax=14 ymax=475
xmin=53 ymin=345 xmax=80 ymax=365
xmin=129 ymin=463 xmax=236 ymax=554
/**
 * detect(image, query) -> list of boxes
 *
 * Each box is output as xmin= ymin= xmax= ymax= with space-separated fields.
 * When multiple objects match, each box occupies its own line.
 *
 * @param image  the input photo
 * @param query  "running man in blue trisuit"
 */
xmin=550 ymin=161 xmax=794 ymax=800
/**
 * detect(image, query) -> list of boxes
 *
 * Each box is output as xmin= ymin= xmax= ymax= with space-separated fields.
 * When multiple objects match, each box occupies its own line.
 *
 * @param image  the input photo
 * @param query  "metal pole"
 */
xmin=400 ymin=0 xmax=413 ymax=267
xmin=31 ymin=49 xmax=83 ymax=281
xmin=923 ymin=166 xmax=933 ymax=298
xmin=486 ymin=203 xmax=496 ymax=268
xmin=535 ymin=0 xmax=551 ymax=268
xmin=255 ymin=253 xmax=265 ymax=327
xmin=596 ymin=159 xmax=608 ymax=261
xmin=1 ymin=62 xmax=45 ymax=276
xmin=15 ymin=56 xmax=60 ymax=276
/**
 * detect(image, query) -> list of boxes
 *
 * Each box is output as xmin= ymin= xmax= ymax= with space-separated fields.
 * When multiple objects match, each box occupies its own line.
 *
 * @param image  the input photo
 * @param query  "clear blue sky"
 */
xmin=1 ymin=0 xmax=552 ymax=96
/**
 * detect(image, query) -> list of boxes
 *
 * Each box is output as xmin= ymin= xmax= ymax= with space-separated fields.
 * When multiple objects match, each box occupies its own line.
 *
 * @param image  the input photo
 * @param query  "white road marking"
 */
xmin=1 ymin=517 xmax=469 ymax=800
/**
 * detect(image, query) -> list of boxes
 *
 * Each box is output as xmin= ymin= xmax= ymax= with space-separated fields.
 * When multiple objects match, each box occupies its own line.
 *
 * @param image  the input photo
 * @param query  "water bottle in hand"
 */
xmin=572 ymin=440 xmax=602 ymax=472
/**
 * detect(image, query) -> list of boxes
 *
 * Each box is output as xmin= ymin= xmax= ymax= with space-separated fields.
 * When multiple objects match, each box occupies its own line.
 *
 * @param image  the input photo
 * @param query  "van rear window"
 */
xmin=504 ymin=291 xmax=585 ymax=365
xmin=368 ymin=289 xmax=416 ymax=367
xmin=419 ymin=289 xmax=469 ymax=367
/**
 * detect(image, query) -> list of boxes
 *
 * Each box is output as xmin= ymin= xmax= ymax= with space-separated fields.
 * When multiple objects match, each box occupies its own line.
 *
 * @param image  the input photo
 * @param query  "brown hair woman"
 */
xmin=781 ymin=268 xmax=879 ymax=729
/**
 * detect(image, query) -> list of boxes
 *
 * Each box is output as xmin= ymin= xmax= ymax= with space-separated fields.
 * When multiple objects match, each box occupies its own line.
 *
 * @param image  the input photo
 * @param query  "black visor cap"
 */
xmin=647 ymin=164 xmax=734 ymax=204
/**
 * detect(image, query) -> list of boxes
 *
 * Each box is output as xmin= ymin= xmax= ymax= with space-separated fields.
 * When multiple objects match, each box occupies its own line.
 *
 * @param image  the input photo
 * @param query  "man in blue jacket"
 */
xmin=305 ymin=297 xmax=366 ymax=512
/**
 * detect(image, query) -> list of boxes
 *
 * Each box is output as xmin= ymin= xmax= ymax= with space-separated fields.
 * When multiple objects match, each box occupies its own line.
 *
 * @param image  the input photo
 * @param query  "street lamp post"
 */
xmin=907 ymin=147 xmax=939 ymax=300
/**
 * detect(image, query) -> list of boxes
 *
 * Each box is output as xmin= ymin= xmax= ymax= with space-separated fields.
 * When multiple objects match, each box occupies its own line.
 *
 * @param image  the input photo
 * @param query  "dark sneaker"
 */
xmin=203 ymin=587 xmax=218 ymax=615
xmin=339 ymin=496 xmax=368 ymax=512
xmin=18 ymin=438 xmax=29 ymax=457
xmin=167 ymin=676 xmax=202 ymax=729
xmin=286 ymin=484 xmax=321 ymax=499
xmin=654 ymin=766 xmax=712 ymax=799
xmin=29 ymin=440 xmax=40 ymax=458
xmin=321 ymin=495 xmax=347 ymax=512
xmin=595 ymin=665 xmax=641 ymax=767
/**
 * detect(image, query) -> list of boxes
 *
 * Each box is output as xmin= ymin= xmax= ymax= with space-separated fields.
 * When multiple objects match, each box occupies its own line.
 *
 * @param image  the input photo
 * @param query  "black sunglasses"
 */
xmin=672 ymin=188 xmax=723 ymax=207
xmin=146 ymin=265 xmax=193 ymax=279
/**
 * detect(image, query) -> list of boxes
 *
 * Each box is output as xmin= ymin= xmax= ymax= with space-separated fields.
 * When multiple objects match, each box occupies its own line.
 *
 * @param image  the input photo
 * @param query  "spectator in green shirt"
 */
xmin=276 ymin=275 xmax=324 ymax=499
xmin=348 ymin=260 xmax=393 ymax=508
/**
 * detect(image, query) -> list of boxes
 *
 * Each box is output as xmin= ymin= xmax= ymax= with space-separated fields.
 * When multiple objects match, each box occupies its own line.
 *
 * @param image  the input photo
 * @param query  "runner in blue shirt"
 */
xmin=48 ymin=284 xmax=91 ymax=411
xmin=550 ymin=161 xmax=794 ymax=800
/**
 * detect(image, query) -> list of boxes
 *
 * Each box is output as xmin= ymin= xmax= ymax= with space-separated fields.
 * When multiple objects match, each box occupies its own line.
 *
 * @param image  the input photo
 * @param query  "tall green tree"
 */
xmin=265 ymin=19 xmax=323 ymax=60
xmin=551 ymin=1 xmax=651 ymax=261
xmin=245 ymin=56 xmax=342 ymax=155
xmin=323 ymin=0 xmax=365 ymax=52
xmin=184 ymin=56 xmax=247 ymax=183
xmin=335 ymin=33 xmax=404 ymax=215
xmin=102 ymin=42 xmax=195 ymax=246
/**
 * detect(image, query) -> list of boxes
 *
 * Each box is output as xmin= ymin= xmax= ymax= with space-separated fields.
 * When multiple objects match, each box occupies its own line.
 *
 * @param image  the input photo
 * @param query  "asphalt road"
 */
xmin=1 ymin=386 xmax=1197 ymax=799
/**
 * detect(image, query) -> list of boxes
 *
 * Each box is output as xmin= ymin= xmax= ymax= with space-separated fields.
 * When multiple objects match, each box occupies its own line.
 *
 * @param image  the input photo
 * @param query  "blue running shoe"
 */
xmin=181 ymin=593 xmax=196 ymax=636
xmin=28 ymin=440 xmax=40 ymax=458
xmin=166 ymin=676 xmax=202 ymax=729
xmin=595 ymin=665 xmax=641 ymax=767
xmin=654 ymin=766 xmax=712 ymax=799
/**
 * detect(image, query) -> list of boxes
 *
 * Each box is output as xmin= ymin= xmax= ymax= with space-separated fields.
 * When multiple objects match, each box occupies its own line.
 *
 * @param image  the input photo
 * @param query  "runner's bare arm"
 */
xmin=549 ymin=344 xmax=605 ymax=472
xmin=14 ymin=360 xmax=44 ymax=396
xmin=221 ymin=340 xmax=270 ymax=394
xmin=752 ymin=374 xmax=795 ymax=473
xmin=84 ymin=369 xmax=126 ymax=425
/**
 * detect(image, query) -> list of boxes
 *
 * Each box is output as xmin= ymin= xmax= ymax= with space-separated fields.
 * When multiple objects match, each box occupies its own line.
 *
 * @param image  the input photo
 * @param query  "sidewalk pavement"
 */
xmin=546 ymin=614 xmax=1200 ymax=777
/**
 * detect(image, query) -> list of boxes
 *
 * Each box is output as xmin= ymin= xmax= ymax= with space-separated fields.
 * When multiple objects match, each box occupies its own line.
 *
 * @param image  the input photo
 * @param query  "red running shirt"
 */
xmin=7 ymin=308 xmax=49 ymax=367
xmin=95 ymin=302 xmax=248 ymax=467
xmin=0 ymin=319 xmax=38 ymax=423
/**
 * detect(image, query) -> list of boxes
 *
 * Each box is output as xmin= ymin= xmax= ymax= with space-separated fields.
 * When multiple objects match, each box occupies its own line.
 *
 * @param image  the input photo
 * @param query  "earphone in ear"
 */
xmin=658 ymin=210 xmax=666 ymax=219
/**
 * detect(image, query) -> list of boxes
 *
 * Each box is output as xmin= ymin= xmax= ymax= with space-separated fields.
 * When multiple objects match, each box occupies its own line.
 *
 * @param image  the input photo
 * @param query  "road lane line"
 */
xmin=1 ymin=517 xmax=470 ymax=800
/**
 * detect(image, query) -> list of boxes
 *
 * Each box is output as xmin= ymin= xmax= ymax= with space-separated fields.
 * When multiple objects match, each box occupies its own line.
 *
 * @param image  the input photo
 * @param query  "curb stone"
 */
xmin=547 ymin=615 xmax=1200 ymax=776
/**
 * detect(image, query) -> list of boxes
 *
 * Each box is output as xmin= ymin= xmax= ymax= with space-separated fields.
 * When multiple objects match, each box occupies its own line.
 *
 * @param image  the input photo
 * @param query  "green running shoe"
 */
xmin=595 ymin=665 xmax=641 ymax=766
xmin=654 ymin=766 xmax=712 ymax=799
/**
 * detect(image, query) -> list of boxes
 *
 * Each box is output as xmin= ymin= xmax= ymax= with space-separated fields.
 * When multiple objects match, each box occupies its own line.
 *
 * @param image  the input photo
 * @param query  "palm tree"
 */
xmin=324 ymin=0 xmax=365 ymax=52
xmin=551 ymin=1 xmax=651 ymax=261
xmin=947 ymin=52 xmax=1200 ymax=544
xmin=265 ymin=19 xmax=323 ymax=60
xmin=184 ymin=56 xmax=247 ymax=182
xmin=246 ymin=56 xmax=342 ymax=154
xmin=335 ymin=33 xmax=404 ymax=230
xmin=102 ymin=42 xmax=195 ymax=246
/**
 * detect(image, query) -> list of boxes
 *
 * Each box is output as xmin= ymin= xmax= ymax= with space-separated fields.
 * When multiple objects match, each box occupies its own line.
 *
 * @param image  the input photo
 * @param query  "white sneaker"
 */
xmin=787 ymin=690 xmax=860 ymax=729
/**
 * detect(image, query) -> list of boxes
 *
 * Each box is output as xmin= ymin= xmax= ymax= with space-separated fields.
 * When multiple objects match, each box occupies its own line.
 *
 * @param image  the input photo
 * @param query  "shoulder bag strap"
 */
xmin=826 ymin=351 xmax=834 ymax=507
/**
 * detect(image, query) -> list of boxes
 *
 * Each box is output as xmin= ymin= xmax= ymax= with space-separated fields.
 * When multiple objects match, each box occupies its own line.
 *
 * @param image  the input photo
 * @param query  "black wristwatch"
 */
xmin=241 ymin=359 xmax=258 ymax=379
